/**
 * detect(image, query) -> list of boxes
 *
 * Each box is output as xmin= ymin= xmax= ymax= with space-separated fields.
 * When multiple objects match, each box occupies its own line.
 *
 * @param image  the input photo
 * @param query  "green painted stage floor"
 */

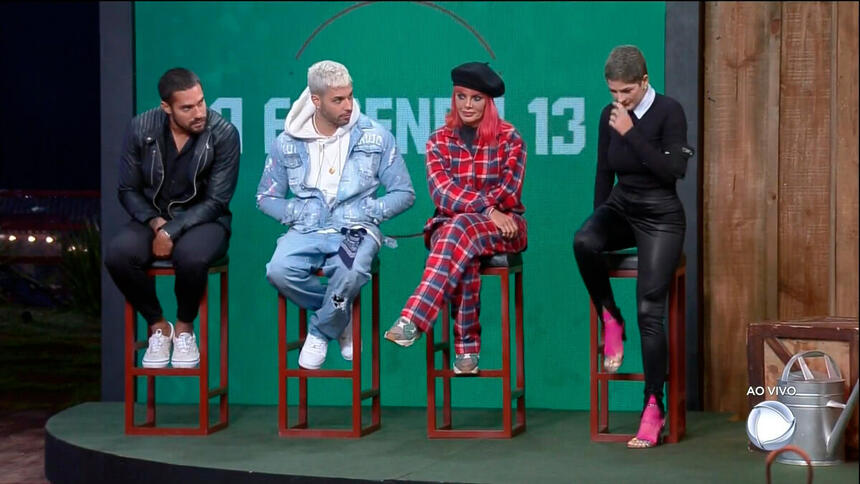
xmin=47 ymin=403 xmax=858 ymax=483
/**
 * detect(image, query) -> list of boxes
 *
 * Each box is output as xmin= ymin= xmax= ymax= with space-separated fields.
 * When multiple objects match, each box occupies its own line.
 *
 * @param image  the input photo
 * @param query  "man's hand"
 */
xmin=488 ymin=208 xmax=518 ymax=239
xmin=608 ymin=102 xmax=633 ymax=135
xmin=148 ymin=216 xmax=168 ymax=233
xmin=152 ymin=229 xmax=173 ymax=258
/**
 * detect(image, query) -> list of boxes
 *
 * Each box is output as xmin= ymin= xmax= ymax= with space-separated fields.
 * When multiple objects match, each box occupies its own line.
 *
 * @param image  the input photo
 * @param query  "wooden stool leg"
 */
xmin=146 ymin=376 xmax=155 ymax=425
xmin=667 ymin=275 xmax=677 ymax=443
xmin=426 ymin=323 xmax=437 ymax=432
xmin=145 ymin=325 xmax=155 ymax=427
xmin=199 ymin=284 xmax=209 ymax=432
xmin=298 ymin=308 xmax=308 ymax=428
xmin=351 ymin=293 xmax=362 ymax=435
xmin=278 ymin=295 xmax=288 ymax=432
xmin=667 ymin=266 xmax=686 ymax=444
xmin=220 ymin=270 xmax=229 ymax=426
xmin=442 ymin=303 xmax=452 ymax=428
xmin=515 ymin=271 xmax=525 ymax=428
xmin=500 ymin=271 xmax=512 ymax=435
xmin=372 ymin=271 xmax=380 ymax=427
xmin=599 ymin=379 xmax=609 ymax=433
xmin=124 ymin=302 xmax=135 ymax=431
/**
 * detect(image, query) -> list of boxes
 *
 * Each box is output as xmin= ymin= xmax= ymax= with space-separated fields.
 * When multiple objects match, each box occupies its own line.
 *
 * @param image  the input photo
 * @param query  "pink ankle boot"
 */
xmin=627 ymin=395 xmax=665 ymax=448
xmin=602 ymin=309 xmax=624 ymax=373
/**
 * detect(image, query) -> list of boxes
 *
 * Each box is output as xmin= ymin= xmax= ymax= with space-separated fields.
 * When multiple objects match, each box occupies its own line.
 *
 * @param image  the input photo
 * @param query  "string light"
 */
xmin=7 ymin=235 xmax=16 ymax=242
xmin=46 ymin=236 xmax=55 ymax=244
xmin=27 ymin=235 xmax=36 ymax=243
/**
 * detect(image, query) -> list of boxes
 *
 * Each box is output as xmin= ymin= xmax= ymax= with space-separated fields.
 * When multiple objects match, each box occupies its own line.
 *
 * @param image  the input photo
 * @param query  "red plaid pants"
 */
xmin=401 ymin=212 xmax=527 ymax=354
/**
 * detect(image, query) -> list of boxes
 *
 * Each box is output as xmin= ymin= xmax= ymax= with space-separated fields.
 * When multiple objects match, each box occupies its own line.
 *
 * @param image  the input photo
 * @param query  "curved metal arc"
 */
xmin=296 ymin=1 xmax=495 ymax=60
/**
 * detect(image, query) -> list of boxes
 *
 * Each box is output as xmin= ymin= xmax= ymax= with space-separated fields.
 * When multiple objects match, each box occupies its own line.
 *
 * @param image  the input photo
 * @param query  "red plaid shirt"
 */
xmin=423 ymin=124 xmax=527 ymax=233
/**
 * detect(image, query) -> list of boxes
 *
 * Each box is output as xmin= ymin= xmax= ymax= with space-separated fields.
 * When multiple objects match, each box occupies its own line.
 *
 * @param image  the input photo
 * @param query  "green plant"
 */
xmin=60 ymin=219 xmax=101 ymax=317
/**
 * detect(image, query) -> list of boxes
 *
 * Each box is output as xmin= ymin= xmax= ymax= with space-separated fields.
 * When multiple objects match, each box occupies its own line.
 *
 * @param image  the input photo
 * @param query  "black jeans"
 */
xmin=105 ymin=220 xmax=229 ymax=325
xmin=573 ymin=184 xmax=685 ymax=413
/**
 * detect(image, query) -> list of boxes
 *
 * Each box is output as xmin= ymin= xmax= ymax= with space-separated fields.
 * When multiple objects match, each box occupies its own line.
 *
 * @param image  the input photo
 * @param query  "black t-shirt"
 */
xmin=593 ymin=93 xmax=689 ymax=208
xmin=155 ymin=123 xmax=199 ymax=215
xmin=457 ymin=126 xmax=477 ymax=155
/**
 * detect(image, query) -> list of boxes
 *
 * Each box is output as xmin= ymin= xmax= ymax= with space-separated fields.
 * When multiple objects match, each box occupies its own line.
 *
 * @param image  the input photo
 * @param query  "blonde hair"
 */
xmin=307 ymin=60 xmax=353 ymax=95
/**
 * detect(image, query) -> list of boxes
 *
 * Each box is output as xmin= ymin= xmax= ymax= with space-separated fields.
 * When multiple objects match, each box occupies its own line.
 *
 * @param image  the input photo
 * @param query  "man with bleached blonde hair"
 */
xmin=256 ymin=60 xmax=415 ymax=369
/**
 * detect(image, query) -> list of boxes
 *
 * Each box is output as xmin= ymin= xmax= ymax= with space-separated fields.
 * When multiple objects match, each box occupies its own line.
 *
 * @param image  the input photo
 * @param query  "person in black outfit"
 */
xmin=105 ymin=68 xmax=240 ymax=369
xmin=573 ymin=45 xmax=694 ymax=448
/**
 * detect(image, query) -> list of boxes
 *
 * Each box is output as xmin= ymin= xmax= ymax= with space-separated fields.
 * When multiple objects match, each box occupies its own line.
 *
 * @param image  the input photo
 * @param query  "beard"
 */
xmin=174 ymin=113 xmax=207 ymax=135
xmin=319 ymin=107 xmax=350 ymax=127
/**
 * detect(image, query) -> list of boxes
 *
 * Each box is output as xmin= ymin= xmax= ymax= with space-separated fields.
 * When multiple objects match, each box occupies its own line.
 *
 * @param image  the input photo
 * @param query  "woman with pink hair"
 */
xmin=385 ymin=62 xmax=527 ymax=375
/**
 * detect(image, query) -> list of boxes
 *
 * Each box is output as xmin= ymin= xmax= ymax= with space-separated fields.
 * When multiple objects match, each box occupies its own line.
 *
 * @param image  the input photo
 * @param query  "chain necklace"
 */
xmin=313 ymin=114 xmax=340 ymax=175
xmin=319 ymin=142 xmax=339 ymax=175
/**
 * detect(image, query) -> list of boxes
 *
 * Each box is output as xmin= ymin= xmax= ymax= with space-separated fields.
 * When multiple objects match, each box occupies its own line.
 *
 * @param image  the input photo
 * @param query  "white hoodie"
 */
xmin=283 ymin=87 xmax=360 ymax=206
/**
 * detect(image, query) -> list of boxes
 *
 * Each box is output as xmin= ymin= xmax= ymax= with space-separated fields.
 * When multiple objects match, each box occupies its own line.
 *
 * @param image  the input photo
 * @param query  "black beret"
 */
xmin=451 ymin=62 xmax=505 ymax=97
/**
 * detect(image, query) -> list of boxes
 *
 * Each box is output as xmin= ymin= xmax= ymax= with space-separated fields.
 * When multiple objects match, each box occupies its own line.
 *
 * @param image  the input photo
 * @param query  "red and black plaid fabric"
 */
xmin=423 ymin=124 xmax=527 ymax=232
xmin=401 ymin=125 xmax=527 ymax=354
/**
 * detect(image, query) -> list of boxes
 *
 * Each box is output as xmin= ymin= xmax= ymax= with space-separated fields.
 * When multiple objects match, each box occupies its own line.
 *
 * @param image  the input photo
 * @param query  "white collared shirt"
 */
xmin=633 ymin=84 xmax=656 ymax=119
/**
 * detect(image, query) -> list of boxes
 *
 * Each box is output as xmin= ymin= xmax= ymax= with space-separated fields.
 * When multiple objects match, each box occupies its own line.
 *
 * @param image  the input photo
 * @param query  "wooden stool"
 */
xmin=277 ymin=258 xmax=380 ymax=438
xmin=124 ymin=256 xmax=229 ymax=435
xmin=426 ymin=252 xmax=525 ymax=438
xmin=589 ymin=249 xmax=686 ymax=443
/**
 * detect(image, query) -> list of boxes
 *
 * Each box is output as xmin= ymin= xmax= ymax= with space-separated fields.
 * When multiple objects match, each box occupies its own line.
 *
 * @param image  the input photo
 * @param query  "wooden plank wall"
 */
xmin=835 ymin=2 xmax=859 ymax=318
xmin=703 ymin=1 xmax=781 ymax=417
xmin=703 ymin=1 xmax=859 ymax=417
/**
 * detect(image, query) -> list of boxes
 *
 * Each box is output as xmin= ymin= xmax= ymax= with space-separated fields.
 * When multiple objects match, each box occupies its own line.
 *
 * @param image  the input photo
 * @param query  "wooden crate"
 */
xmin=747 ymin=317 xmax=858 ymax=459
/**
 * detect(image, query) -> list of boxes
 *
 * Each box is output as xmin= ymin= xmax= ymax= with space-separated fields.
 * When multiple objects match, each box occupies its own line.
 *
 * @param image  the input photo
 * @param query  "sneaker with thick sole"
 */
xmin=299 ymin=333 xmax=328 ymax=369
xmin=384 ymin=316 xmax=421 ymax=347
xmin=453 ymin=353 xmax=479 ymax=375
xmin=142 ymin=322 xmax=173 ymax=368
xmin=171 ymin=330 xmax=200 ymax=368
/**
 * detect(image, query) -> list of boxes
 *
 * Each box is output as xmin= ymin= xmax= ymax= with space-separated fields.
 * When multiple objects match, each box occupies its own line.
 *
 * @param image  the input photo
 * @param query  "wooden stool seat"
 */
xmin=590 ymin=249 xmax=686 ymax=443
xmin=426 ymin=252 xmax=525 ymax=438
xmin=124 ymin=256 xmax=229 ymax=435
xmin=277 ymin=258 xmax=380 ymax=438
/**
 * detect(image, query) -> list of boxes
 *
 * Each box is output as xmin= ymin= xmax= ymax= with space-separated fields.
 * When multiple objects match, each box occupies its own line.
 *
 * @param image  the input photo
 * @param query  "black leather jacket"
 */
xmin=117 ymin=107 xmax=240 ymax=239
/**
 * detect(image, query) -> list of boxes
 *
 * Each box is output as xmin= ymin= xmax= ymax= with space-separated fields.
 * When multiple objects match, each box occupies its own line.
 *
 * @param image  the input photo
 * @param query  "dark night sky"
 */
xmin=0 ymin=2 xmax=100 ymax=191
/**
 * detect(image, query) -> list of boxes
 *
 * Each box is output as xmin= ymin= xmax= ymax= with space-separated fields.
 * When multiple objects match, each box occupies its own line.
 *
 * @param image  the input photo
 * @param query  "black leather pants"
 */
xmin=573 ymin=184 xmax=685 ymax=412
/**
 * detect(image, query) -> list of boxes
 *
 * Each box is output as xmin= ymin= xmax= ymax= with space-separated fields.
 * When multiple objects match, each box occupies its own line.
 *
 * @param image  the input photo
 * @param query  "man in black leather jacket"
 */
xmin=105 ymin=68 xmax=240 ymax=369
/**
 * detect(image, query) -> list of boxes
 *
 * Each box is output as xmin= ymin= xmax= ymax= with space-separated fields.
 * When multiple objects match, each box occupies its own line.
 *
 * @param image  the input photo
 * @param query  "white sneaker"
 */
xmin=171 ymin=331 xmax=200 ymax=368
xmin=339 ymin=322 xmax=354 ymax=361
xmin=142 ymin=322 xmax=173 ymax=368
xmin=299 ymin=333 xmax=328 ymax=369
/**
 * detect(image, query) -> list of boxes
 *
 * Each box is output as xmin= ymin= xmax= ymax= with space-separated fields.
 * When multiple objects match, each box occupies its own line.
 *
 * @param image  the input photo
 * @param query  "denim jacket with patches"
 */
xmin=256 ymin=115 xmax=415 ymax=246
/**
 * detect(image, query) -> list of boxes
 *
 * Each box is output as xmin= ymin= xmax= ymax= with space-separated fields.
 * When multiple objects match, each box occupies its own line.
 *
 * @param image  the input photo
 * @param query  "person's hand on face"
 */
xmin=609 ymin=101 xmax=634 ymax=135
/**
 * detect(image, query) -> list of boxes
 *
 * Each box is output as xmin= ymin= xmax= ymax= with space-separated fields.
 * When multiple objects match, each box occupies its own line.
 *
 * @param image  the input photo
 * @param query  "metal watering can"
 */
xmin=775 ymin=350 xmax=859 ymax=466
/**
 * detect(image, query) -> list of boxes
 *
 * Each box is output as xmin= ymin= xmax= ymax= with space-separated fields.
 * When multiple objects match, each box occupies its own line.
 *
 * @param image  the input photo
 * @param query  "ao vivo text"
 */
xmin=746 ymin=386 xmax=797 ymax=396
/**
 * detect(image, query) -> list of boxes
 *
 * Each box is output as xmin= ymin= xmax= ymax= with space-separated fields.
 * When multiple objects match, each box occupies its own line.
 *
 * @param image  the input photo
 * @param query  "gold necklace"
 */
xmin=318 ymin=140 xmax=339 ymax=175
xmin=313 ymin=114 xmax=339 ymax=175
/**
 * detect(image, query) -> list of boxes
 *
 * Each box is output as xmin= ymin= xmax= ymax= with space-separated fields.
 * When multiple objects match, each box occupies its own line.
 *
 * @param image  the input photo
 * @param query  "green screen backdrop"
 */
xmin=133 ymin=1 xmax=666 ymax=410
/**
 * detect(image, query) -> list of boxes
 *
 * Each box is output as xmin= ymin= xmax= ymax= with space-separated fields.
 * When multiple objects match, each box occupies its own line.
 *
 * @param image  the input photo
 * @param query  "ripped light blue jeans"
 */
xmin=266 ymin=229 xmax=379 ymax=341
